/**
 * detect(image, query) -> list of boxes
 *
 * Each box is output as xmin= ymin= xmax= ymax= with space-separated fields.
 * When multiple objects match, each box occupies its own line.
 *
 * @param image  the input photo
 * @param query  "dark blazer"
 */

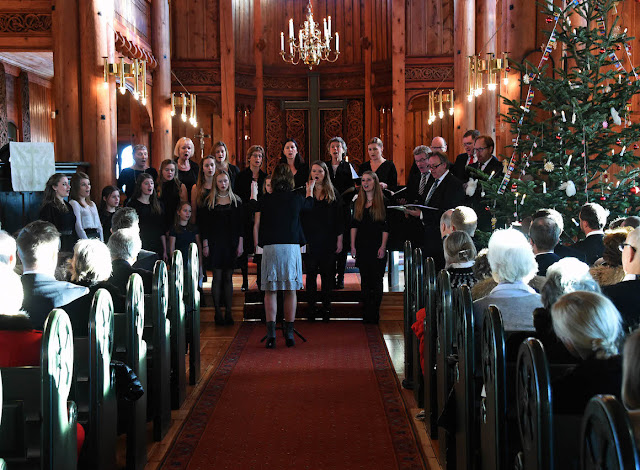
xmin=603 ymin=278 xmax=640 ymax=333
xmin=555 ymin=243 xmax=588 ymax=263
xmin=451 ymin=153 xmax=474 ymax=183
xmin=470 ymin=156 xmax=503 ymax=232
xmin=108 ymin=258 xmax=153 ymax=296
xmin=21 ymin=273 xmax=89 ymax=331
xmin=571 ymin=233 xmax=604 ymax=266
xmin=535 ymin=252 xmax=561 ymax=276
xmin=62 ymin=281 xmax=126 ymax=337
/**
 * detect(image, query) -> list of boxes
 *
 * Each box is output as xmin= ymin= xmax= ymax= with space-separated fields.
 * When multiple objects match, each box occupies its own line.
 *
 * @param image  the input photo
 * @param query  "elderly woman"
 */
xmin=174 ymin=137 xmax=199 ymax=201
xmin=444 ymin=231 xmax=478 ymax=288
xmin=472 ymin=228 xmax=542 ymax=334
xmin=533 ymin=258 xmax=601 ymax=361
xmin=551 ymin=291 xmax=622 ymax=414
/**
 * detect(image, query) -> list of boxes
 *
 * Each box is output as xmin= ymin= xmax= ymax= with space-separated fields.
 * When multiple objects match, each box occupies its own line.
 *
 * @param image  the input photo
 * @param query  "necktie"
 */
xmin=418 ymin=172 xmax=428 ymax=197
xmin=424 ymin=177 xmax=439 ymax=205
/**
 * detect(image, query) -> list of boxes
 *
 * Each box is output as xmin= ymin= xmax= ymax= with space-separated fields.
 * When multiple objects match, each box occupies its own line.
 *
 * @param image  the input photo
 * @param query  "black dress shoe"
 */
xmin=266 ymin=337 xmax=276 ymax=349
xmin=241 ymin=283 xmax=248 ymax=291
xmin=224 ymin=311 xmax=234 ymax=325
xmin=335 ymin=276 xmax=344 ymax=289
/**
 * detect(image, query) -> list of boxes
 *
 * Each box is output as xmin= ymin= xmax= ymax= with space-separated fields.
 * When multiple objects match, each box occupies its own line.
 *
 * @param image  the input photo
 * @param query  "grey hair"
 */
xmin=440 ymin=209 xmax=453 ymax=231
xmin=70 ymin=239 xmax=112 ymax=283
xmin=413 ymin=145 xmax=431 ymax=158
xmin=0 ymin=264 xmax=24 ymax=316
xmin=541 ymin=257 xmax=600 ymax=310
xmin=0 ymin=230 xmax=16 ymax=265
xmin=107 ymin=228 xmax=142 ymax=262
xmin=487 ymin=228 xmax=537 ymax=283
xmin=552 ymin=291 xmax=621 ymax=359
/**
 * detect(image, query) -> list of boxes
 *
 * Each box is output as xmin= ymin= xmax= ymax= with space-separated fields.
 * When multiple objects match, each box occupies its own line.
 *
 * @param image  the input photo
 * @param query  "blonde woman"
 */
xmin=358 ymin=137 xmax=397 ymax=191
xmin=350 ymin=170 xmax=388 ymax=324
xmin=174 ymin=137 xmax=199 ymax=200
xmin=69 ymin=172 xmax=103 ymax=241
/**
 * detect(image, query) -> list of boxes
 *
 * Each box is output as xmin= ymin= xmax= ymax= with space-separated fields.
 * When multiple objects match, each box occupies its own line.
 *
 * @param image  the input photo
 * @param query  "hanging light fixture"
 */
xmin=170 ymin=92 xmax=199 ymax=128
xmin=103 ymin=57 xmax=148 ymax=104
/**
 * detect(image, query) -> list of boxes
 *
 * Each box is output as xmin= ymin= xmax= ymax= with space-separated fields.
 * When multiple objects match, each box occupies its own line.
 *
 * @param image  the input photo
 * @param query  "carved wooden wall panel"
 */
xmin=0 ymin=63 xmax=7 ymax=147
xmin=0 ymin=13 xmax=52 ymax=33
xmin=346 ymin=99 xmax=364 ymax=167
xmin=286 ymin=109 xmax=306 ymax=165
xmin=265 ymin=100 xmax=286 ymax=174
xmin=20 ymin=72 xmax=30 ymax=142
xmin=320 ymin=109 xmax=343 ymax=163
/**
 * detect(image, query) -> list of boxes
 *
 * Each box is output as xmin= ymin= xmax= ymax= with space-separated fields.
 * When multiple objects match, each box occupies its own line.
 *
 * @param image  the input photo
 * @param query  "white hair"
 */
xmin=108 ymin=228 xmax=142 ymax=262
xmin=0 ymin=265 xmax=24 ymax=315
xmin=487 ymin=228 xmax=537 ymax=283
xmin=541 ymin=258 xmax=600 ymax=309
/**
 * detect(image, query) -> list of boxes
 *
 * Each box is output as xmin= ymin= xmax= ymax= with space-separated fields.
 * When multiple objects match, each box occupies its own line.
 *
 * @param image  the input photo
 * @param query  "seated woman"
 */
xmin=0 ymin=264 xmax=85 ymax=455
xmin=551 ymin=291 xmax=623 ymax=414
xmin=444 ymin=231 xmax=478 ymax=288
xmin=63 ymin=239 xmax=125 ymax=335
xmin=590 ymin=227 xmax=632 ymax=286
xmin=622 ymin=329 xmax=640 ymax=447
xmin=534 ymin=257 xmax=600 ymax=362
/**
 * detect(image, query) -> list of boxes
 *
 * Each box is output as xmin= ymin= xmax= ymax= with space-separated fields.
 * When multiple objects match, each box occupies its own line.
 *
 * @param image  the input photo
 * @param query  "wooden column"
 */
xmin=253 ymin=0 xmax=264 ymax=149
xmin=151 ymin=0 xmax=172 ymax=165
xmin=391 ymin=0 xmax=406 ymax=184
xmin=52 ymin=0 xmax=82 ymax=161
xmin=363 ymin=0 xmax=373 ymax=158
xmin=0 ymin=63 xmax=7 ymax=146
xmin=475 ymin=0 xmax=497 ymax=140
xmin=453 ymin=0 xmax=475 ymax=157
xmin=219 ymin=0 xmax=236 ymax=161
xmin=78 ymin=0 xmax=116 ymax=196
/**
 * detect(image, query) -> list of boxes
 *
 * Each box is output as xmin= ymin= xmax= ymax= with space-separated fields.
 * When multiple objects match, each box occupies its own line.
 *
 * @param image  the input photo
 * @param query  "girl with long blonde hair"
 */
xmin=69 ymin=172 xmax=103 ymax=241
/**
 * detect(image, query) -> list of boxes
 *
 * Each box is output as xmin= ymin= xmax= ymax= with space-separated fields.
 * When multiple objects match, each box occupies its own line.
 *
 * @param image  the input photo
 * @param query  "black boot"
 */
xmin=335 ymin=275 xmax=344 ymax=290
xmin=214 ymin=309 xmax=225 ymax=326
xmin=307 ymin=303 xmax=316 ymax=321
xmin=284 ymin=321 xmax=295 ymax=347
xmin=322 ymin=306 xmax=331 ymax=323
xmin=224 ymin=309 xmax=234 ymax=325
xmin=266 ymin=321 xmax=276 ymax=349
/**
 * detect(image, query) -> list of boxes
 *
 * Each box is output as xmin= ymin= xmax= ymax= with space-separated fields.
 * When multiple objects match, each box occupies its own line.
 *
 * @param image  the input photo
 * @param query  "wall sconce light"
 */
xmin=103 ymin=57 xmax=148 ymax=104
xmin=171 ymin=92 xmax=198 ymax=128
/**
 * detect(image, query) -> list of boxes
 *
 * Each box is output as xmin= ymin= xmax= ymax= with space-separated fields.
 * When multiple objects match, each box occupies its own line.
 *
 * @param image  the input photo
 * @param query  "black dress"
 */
xmin=176 ymin=160 xmax=199 ymax=202
xmin=359 ymin=160 xmax=398 ymax=191
xmin=117 ymin=167 xmax=159 ymax=200
xmin=219 ymin=164 xmax=240 ymax=189
xmin=99 ymin=207 xmax=118 ymax=243
xmin=159 ymin=181 xmax=182 ymax=230
xmin=235 ymin=168 xmax=267 ymax=251
xmin=208 ymin=202 xmax=243 ymax=269
xmin=169 ymin=224 xmax=199 ymax=262
xmin=39 ymin=201 xmax=78 ymax=253
xmin=126 ymin=199 xmax=167 ymax=256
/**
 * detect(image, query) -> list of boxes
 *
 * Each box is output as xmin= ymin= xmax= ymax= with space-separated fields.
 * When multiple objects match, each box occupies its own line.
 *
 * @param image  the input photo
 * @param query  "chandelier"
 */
xmin=467 ymin=52 xmax=510 ymax=101
xmin=280 ymin=1 xmax=339 ymax=70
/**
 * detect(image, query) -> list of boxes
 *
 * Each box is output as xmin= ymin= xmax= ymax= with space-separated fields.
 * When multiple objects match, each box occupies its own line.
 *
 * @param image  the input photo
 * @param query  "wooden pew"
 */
xmin=422 ymin=256 xmax=438 ymax=438
xmin=169 ymin=250 xmax=187 ymax=410
xmin=144 ymin=260 xmax=171 ymax=441
xmin=0 ymin=309 xmax=78 ymax=469
xmin=71 ymin=288 xmax=117 ymax=470
xmin=436 ymin=269 xmax=454 ymax=468
xmin=412 ymin=247 xmax=425 ymax=407
xmin=452 ymin=285 xmax=476 ymax=470
xmin=113 ymin=273 xmax=147 ymax=470
xmin=581 ymin=395 xmax=640 ymax=469
xmin=0 ymin=370 xmax=5 ymax=470
xmin=402 ymin=240 xmax=414 ymax=390
xmin=184 ymin=243 xmax=201 ymax=385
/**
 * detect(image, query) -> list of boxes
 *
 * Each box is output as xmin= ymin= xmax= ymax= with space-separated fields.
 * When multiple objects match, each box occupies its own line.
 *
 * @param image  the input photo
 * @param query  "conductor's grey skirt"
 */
xmin=261 ymin=244 xmax=303 ymax=291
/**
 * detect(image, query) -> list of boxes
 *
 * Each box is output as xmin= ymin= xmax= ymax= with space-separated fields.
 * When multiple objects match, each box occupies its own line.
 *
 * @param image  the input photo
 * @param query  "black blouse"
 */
xmin=256 ymin=191 xmax=313 ymax=247
xmin=39 ymin=201 xmax=78 ymax=252
xmin=328 ymin=160 xmax=357 ymax=199
xmin=302 ymin=197 xmax=344 ymax=256
xmin=126 ymin=198 xmax=167 ymax=255
xmin=359 ymin=160 xmax=398 ymax=191
xmin=352 ymin=206 xmax=389 ymax=258
xmin=176 ymin=160 xmax=199 ymax=202
xmin=117 ymin=167 xmax=159 ymax=200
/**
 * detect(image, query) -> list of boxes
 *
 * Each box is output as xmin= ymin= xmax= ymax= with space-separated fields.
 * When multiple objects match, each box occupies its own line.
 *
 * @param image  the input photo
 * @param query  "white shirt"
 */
xmin=69 ymin=199 xmax=103 ymax=241
xmin=586 ymin=230 xmax=605 ymax=237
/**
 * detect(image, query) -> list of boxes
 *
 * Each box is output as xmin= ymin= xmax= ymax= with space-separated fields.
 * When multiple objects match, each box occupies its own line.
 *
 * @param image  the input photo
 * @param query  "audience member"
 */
xmin=533 ymin=258 xmax=600 ymax=362
xmin=590 ymin=227 xmax=632 ymax=286
xmin=533 ymin=208 xmax=586 ymax=262
xmin=444 ymin=231 xmax=478 ymax=288
xmin=0 ymin=230 xmax=17 ymax=268
xmin=529 ymin=216 xmax=561 ymax=276
xmin=107 ymin=228 xmax=152 ymax=294
xmin=623 ymin=216 xmax=640 ymax=229
xmin=602 ymin=227 xmax=640 ymax=332
xmin=451 ymin=205 xmax=478 ymax=238
xmin=439 ymin=209 xmax=454 ymax=238
xmin=571 ymin=202 xmax=608 ymax=265
xmin=551 ymin=291 xmax=622 ymax=414
xmin=609 ymin=217 xmax=626 ymax=230
xmin=17 ymin=221 xmax=88 ymax=330
xmin=110 ymin=207 xmax=158 ymax=271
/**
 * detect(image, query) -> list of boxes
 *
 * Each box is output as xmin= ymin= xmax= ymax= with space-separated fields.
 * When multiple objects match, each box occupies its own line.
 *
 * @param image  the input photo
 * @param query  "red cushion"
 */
xmin=0 ymin=330 xmax=42 ymax=367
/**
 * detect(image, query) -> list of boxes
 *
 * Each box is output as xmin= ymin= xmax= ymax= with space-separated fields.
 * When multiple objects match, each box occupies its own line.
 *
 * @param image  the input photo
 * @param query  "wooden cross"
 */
xmin=281 ymin=73 xmax=347 ymax=163
xmin=194 ymin=127 xmax=210 ymax=159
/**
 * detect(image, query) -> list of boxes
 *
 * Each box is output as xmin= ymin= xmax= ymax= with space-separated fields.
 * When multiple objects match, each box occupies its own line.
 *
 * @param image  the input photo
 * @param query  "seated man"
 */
xmin=107 ymin=228 xmax=153 ymax=295
xmin=529 ymin=216 xmax=561 ymax=276
xmin=603 ymin=227 xmax=640 ymax=333
xmin=111 ymin=207 xmax=158 ymax=271
xmin=571 ymin=202 xmax=608 ymax=265
xmin=451 ymin=205 xmax=478 ymax=237
xmin=17 ymin=221 xmax=88 ymax=330
xmin=533 ymin=208 xmax=586 ymax=262
xmin=0 ymin=230 xmax=17 ymax=268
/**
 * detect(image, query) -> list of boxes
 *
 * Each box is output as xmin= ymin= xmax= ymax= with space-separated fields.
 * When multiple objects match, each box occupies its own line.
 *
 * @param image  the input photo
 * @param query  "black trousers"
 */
xmin=358 ymin=253 xmax=387 ymax=323
xmin=306 ymin=252 xmax=335 ymax=309
xmin=212 ymin=268 xmax=233 ymax=312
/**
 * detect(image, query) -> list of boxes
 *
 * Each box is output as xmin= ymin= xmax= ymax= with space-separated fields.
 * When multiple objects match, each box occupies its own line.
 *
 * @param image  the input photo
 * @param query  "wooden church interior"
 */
xmin=2 ymin=0 xmax=640 ymax=469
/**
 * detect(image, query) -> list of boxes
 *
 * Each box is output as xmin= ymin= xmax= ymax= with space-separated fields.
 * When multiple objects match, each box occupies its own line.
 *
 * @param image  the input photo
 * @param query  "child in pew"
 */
xmin=0 ymin=265 xmax=85 ymax=456
xmin=622 ymin=329 xmax=640 ymax=448
xmin=168 ymin=201 xmax=203 ymax=280
xmin=551 ymin=291 xmax=623 ymax=415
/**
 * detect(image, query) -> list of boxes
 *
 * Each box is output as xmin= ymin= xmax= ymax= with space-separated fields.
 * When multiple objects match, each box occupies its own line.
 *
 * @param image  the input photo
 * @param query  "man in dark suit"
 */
xmin=107 ymin=228 xmax=153 ymax=295
xmin=450 ymin=129 xmax=480 ymax=183
xmin=470 ymin=135 xmax=504 ymax=232
xmin=111 ymin=207 xmax=158 ymax=271
xmin=571 ymin=202 xmax=608 ymax=266
xmin=406 ymin=150 xmax=465 ymax=270
xmin=529 ymin=216 xmax=562 ymax=276
xmin=603 ymin=227 xmax=640 ymax=332
xmin=17 ymin=221 xmax=88 ymax=330
xmin=532 ymin=208 xmax=587 ymax=262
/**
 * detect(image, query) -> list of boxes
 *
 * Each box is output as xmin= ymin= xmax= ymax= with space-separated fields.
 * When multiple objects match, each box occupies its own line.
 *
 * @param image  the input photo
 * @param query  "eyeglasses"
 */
xmin=425 ymin=162 xmax=444 ymax=170
xmin=431 ymin=146 xmax=446 ymax=150
xmin=619 ymin=243 xmax=637 ymax=253
xmin=473 ymin=147 xmax=489 ymax=153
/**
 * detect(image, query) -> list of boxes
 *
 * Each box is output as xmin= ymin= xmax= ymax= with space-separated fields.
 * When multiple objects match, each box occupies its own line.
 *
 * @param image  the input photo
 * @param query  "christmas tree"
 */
xmin=479 ymin=0 xmax=640 ymax=241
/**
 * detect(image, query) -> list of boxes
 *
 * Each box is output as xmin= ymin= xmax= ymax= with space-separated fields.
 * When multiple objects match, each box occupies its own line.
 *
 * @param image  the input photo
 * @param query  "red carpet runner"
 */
xmin=161 ymin=322 xmax=426 ymax=469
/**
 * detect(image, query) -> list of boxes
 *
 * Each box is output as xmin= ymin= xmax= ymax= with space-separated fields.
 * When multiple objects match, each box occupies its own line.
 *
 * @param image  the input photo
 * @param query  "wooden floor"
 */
xmin=140 ymin=271 xmax=441 ymax=470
